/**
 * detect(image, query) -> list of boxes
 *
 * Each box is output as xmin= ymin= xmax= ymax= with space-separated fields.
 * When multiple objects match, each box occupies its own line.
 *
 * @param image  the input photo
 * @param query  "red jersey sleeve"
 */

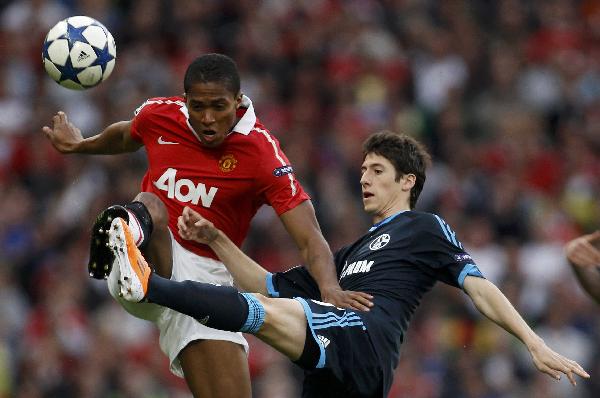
xmin=130 ymin=99 xmax=159 ymax=143
xmin=254 ymin=132 xmax=310 ymax=215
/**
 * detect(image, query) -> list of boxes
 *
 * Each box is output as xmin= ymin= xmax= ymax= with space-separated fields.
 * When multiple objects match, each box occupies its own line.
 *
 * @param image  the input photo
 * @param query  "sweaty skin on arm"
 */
xmin=42 ymin=111 xmax=142 ymax=154
xmin=463 ymin=276 xmax=590 ymax=386
xmin=279 ymin=201 xmax=373 ymax=311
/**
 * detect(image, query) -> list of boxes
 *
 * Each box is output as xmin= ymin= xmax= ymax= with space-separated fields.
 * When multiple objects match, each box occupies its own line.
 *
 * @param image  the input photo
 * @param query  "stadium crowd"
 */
xmin=0 ymin=0 xmax=599 ymax=397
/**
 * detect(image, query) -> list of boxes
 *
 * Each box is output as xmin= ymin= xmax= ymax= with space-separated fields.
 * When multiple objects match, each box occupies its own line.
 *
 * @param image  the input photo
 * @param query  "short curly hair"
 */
xmin=362 ymin=131 xmax=431 ymax=209
xmin=184 ymin=53 xmax=240 ymax=95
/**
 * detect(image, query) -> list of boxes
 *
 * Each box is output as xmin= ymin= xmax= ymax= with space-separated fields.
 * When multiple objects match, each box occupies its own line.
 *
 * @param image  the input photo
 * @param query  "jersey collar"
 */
xmin=182 ymin=94 xmax=256 ymax=139
xmin=231 ymin=95 xmax=256 ymax=135
xmin=369 ymin=210 xmax=408 ymax=232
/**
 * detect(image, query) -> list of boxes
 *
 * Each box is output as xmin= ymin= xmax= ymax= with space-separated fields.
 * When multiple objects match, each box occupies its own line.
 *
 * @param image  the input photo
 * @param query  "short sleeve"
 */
xmin=266 ymin=266 xmax=321 ymax=300
xmin=411 ymin=214 xmax=485 ymax=289
xmin=130 ymin=100 xmax=153 ymax=143
xmin=254 ymin=133 xmax=310 ymax=215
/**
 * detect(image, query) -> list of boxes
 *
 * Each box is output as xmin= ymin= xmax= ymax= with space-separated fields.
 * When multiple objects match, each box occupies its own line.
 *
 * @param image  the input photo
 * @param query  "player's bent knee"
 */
xmin=249 ymin=294 xmax=307 ymax=359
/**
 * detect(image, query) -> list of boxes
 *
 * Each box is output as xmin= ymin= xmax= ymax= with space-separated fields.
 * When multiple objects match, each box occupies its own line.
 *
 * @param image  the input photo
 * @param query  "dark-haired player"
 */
xmin=111 ymin=131 xmax=589 ymax=397
xmin=42 ymin=53 xmax=372 ymax=397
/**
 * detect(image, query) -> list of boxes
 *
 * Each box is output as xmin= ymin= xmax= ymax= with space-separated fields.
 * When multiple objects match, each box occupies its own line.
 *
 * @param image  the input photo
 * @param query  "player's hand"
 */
xmin=42 ymin=111 xmax=84 ymax=153
xmin=178 ymin=206 xmax=220 ymax=244
xmin=528 ymin=340 xmax=590 ymax=386
xmin=565 ymin=231 xmax=600 ymax=268
xmin=321 ymin=286 xmax=374 ymax=312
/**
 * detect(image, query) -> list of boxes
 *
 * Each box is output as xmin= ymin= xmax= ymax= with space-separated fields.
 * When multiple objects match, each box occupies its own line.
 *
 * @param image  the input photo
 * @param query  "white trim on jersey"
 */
xmin=135 ymin=95 xmax=257 ymax=144
xmin=254 ymin=127 xmax=297 ymax=196
xmin=180 ymin=95 xmax=256 ymax=137
xmin=231 ymin=95 xmax=256 ymax=135
xmin=135 ymin=99 xmax=186 ymax=116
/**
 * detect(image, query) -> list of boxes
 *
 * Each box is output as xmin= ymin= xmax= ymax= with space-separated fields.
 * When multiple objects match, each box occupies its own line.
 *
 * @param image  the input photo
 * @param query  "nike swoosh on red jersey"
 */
xmin=158 ymin=136 xmax=179 ymax=145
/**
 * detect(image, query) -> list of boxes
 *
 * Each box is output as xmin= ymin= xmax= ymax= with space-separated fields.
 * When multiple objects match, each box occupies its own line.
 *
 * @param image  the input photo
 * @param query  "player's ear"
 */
xmin=402 ymin=174 xmax=416 ymax=191
xmin=236 ymin=92 xmax=243 ymax=109
xmin=183 ymin=92 xmax=187 ymax=102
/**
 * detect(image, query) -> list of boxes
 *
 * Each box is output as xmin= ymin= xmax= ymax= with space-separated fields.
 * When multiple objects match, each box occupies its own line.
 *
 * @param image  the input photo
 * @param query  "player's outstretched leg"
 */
xmin=88 ymin=205 xmax=129 ymax=279
xmin=108 ymin=217 xmax=151 ymax=302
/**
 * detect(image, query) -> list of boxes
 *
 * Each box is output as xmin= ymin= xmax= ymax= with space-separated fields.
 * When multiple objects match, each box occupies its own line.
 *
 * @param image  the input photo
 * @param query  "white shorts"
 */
xmin=107 ymin=234 xmax=249 ymax=377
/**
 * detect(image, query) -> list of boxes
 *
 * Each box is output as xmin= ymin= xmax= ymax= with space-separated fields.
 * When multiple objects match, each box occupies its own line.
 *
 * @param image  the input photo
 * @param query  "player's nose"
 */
xmin=199 ymin=111 xmax=215 ymax=125
xmin=360 ymin=171 xmax=370 ymax=186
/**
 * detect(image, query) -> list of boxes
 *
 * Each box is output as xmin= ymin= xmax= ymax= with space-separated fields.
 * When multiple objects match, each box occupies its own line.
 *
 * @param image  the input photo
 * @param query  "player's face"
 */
xmin=360 ymin=153 xmax=414 ymax=223
xmin=184 ymin=82 xmax=242 ymax=148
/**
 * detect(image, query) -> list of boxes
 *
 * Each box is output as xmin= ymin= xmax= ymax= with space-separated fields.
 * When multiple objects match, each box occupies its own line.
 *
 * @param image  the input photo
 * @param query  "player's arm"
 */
xmin=42 ymin=111 xmax=142 ymax=154
xmin=463 ymin=276 xmax=590 ymax=385
xmin=565 ymin=231 xmax=600 ymax=304
xmin=178 ymin=206 xmax=269 ymax=295
xmin=279 ymin=201 xmax=373 ymax=311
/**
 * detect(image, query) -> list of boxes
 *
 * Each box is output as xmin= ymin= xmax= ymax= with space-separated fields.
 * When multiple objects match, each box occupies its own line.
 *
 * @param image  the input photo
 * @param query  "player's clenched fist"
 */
xmin=41 ymin=111 xmax=84 ymax=153
xmin=178 ymin=206 xmax=219 ymax=244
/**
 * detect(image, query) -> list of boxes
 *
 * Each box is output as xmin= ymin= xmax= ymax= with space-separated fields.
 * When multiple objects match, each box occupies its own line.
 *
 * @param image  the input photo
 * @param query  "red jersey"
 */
xmin=130 ymin=95 xmax=310 ymax=259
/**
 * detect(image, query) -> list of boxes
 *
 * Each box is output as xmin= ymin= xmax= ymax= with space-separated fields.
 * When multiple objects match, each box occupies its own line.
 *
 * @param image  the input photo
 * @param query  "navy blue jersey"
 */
xmin=268 ymin=210 xmax=484 ymax=397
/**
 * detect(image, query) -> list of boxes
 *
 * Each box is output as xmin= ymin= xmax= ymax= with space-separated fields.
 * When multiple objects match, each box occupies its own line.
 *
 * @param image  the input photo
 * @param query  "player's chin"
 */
xmin=199 ymin=134 xmax=225 ymax=147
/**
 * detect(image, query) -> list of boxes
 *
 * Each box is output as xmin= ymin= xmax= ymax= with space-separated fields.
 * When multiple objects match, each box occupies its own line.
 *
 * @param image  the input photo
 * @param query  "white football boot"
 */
xmin=108 ymin=217 xmax=151 ymax=303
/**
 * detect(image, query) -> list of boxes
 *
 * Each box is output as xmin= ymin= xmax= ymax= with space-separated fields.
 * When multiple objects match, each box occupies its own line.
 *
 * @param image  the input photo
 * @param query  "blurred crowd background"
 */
xmin=0 ymin=0 xmax=599 ymax=397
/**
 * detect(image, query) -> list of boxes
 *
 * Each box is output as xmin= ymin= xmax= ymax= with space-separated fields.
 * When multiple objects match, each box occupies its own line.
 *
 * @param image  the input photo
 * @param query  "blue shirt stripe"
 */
xmin=369 ymin=210 xmax=408 ymax=232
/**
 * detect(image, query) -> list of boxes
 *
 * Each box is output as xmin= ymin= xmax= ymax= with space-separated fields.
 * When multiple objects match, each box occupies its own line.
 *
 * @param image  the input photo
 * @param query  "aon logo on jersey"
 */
xmin=154 ymin=168 xmax=218 ymax=207
xmin=340 ymin=260 xmax=374 ymax=279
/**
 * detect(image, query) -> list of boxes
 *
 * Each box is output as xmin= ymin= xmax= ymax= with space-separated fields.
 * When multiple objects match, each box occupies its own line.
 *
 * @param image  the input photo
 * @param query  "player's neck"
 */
xmin=372 ymin=206 xmax=410 ymax=225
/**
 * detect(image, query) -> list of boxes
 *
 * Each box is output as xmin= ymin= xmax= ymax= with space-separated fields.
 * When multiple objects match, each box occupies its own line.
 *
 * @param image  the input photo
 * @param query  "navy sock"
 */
xmin=146 ymin=274 xmax=265 ymax=333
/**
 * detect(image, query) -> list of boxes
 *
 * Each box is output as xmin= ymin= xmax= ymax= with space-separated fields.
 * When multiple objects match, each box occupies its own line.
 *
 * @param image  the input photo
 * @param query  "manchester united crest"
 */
xmin=218 ymin=154 xmax=238 ymax=172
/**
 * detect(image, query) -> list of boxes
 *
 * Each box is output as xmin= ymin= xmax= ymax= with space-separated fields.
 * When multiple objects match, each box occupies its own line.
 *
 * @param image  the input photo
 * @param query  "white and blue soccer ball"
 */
xmin=42 ymin=16 xmax=116 ymax=90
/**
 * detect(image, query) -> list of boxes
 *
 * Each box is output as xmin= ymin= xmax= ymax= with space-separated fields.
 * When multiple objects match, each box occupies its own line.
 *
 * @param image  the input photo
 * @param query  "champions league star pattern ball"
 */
xmin=42 ymin=16 xmax=116 ymax=90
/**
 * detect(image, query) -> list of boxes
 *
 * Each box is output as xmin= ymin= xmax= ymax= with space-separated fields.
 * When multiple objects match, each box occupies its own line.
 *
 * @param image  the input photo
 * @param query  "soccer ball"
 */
xmin=42 ymin=16 xmax=116 ymax=90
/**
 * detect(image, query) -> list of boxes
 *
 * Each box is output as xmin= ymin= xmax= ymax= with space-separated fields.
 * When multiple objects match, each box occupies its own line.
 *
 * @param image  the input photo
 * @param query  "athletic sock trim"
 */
xmin=239 ymin=293 xmax=265 ymax=333
xmin=126 ymin=209 xmax=144 ymax=246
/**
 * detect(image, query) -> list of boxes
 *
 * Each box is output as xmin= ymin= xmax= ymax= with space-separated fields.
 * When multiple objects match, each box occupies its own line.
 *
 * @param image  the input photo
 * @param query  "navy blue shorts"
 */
xmin=267 ymin=267 xmax=385 ymax=396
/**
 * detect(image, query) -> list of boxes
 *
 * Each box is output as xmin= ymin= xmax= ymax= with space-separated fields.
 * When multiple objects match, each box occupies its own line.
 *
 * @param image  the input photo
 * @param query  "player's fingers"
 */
xmin=353 ymin=291 xmax=374 ymax=300
xmin=189 ymin=208 xmax=203 ymax=222
xmin=177 ymin=215 xmax=186 ymax=231
xmin=182 ymin=206 xmax=191 ymax=222
xmin=587 ymin=230 xmax=600 ymax=242
xmin=575 ymin=250 xmax=600 ymax=267
xmin=542 ymin=366 xmax=562 ymax=381
xmin=194 ymin=219 xmax=212 ymax=229
xmin=569 ymin=361 xmax=590 ymax=378
xmin=42 ymin=126 xmax=52 ymax=137
xmin=58 ymin=111 xmax=67 ymax=123
xmin=565 ymin=368 xmax=577 ymax=386
xmin=349 ymin=293 xmax=374 ymax=308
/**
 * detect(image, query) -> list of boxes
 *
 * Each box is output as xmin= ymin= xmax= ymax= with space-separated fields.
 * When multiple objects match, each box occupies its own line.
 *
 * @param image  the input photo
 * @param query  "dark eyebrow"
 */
xmin=189 ymin=98 xmax=228 ymax=106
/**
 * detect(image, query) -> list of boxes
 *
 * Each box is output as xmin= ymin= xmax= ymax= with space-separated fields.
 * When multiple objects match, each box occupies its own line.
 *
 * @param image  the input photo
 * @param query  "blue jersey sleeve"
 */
xmin=411 ymin=214 xmax=485 ymax=289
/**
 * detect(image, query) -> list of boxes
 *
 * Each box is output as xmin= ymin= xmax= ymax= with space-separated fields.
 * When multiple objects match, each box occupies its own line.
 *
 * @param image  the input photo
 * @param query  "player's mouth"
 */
xmin=201 ymin=130 xmax=219 ymax=142
xmin=363 ymin=192 xmax=374 ymax=199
